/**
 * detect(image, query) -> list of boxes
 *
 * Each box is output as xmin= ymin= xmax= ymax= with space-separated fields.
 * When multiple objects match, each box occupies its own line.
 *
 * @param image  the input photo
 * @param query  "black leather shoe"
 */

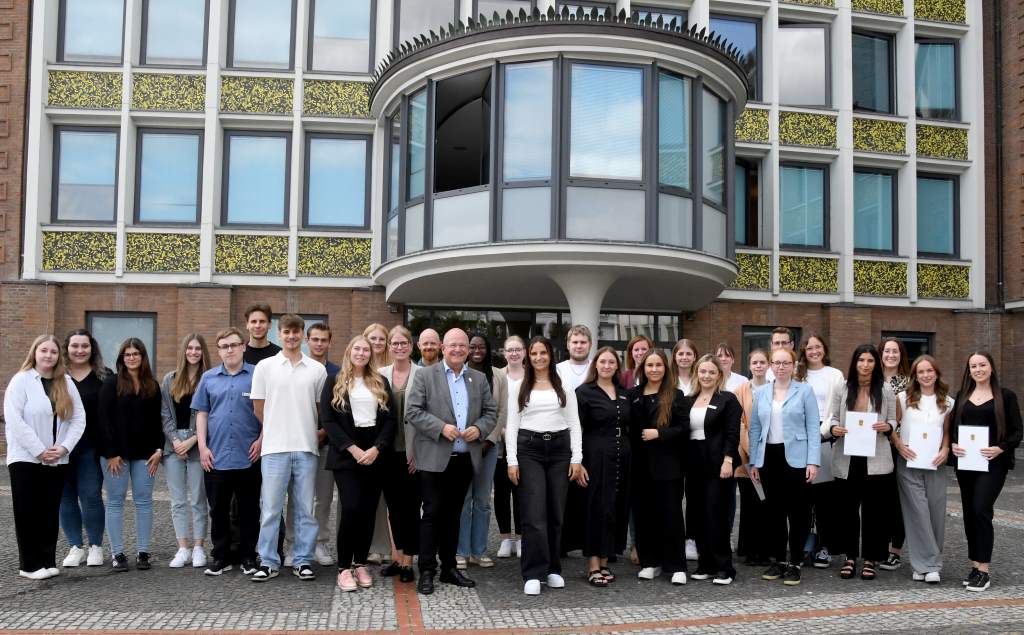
xmin=381 ymin=561 xmax=402 ymax=577
xmin=417 ymin=571 xmax=435 ymax=595
xmin=399 ymin=566 xmax=416 ymax=583
xmin=439 ymin=568 xmax=476 ymax=588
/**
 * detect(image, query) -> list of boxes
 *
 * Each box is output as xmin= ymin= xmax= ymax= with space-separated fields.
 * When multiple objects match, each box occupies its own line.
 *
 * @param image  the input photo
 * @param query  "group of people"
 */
xmin=5 ymin=311 xmax=1021 ymax=597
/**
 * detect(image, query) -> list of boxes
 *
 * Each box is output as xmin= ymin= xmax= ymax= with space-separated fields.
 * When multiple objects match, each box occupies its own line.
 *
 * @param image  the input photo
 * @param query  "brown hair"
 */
xmin=583 ymin=346 xmax=621 ymax=385
xmin=278 ymin=313 xmax=305 ymax=332
xmin=566 ymin=324 xmax=593 ymax=343
xmin=670 ymin=338 xmax=700 ymax=380
xmin=20 ymin=334 xmax=75 ymax=420
xmin=331 ymin=335 xmax=390 ymax=413
xmin=363 ymin=322 xmax=392 ymax=367
xmin=307 ymin=322 xmax=331 ymax=338
xmin=115 ymin=338 xmax=159 ymax=398
xmin=170 ymin=334 xmax=211 ymax=401
xmin=215 ymin=326 xmax=246 ymax=345
xmin=880 ymin=337 xmax=911 ymax=377
xmin=518 ymin=337 xmax=566 ymax=412
xmin=905 ymin=355 xmax=950 ymax=414
xmin=244 ymin=303 xmax=272 ymax=321
xmin=63 ymin=328 xmax=110 ymax=379
xmin=771 ymin=326 xmax=795 ymax=344
xmin=637 ymin=349 xmax=676 ymax=429
xmin=625 ymin=335 xmax=655 ymax=371
xmin=953 ymin=351 xmax=1006 ymax=443
xmin=692 ymin=353 xmax=727 ymax=394
xmin=795 ymin=333 xmax=831 ymax=381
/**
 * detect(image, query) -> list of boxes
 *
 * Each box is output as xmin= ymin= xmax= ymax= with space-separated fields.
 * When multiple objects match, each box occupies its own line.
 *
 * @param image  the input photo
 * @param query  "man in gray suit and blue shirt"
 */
xmin=406 ymin=328 xmax=497 ymax=595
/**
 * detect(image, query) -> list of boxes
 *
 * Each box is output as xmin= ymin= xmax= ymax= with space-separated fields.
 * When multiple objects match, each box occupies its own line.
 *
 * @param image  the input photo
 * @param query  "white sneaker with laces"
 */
xmin=523 ymin=579 xmax=541 ymax=595
xmin=19 ymin=568 xmax=51 ymax=580
xmin=545 ymin=573 xmax=565 ymax=588
xmin=86 ymin=545 xmax=104 ymax=566
xmin=192 ymin=546 xmax=207 ymax=568
xmin=46 ymin=568 xmax=60 ymax=578
xmin=314 ymin=542 xmax=334 ymax=566
xmin=497 ymin=539 xmax=514 ymax=558
xmin=685 ymin=539 xmax=698 ymax=561
xmin=169 ymin=548 xmax=191 ymax=568
xmin=925 ymin=571 xmax=941 ymax=584
xmin=62 ymin=545 xmax=87 ymax=567
xmin=637 ymin=567 xmax=662 ymax=580
xmin=912 ymin=571 xmax=925 ymax=581
xmin=671 ymin=571 xmax=688 ymax=585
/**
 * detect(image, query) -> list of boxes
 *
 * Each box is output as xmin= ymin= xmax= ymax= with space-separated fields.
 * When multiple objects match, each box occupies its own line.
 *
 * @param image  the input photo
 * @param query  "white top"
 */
xmin=768 ymin=398 xmax=785 ymax=444
xmin=804 ymin=366 xmax=845 ymax=422
xmin=4 ymin=369 xmax=86 ymax=466
xmin=504 ymin=387 xmax=583 ymax=466
xmin=677 ymin=376 xmax=693 ymax=396
xmin=898 ymin=392 xmax=953 ymax=430
xmin=689 ymin=406 xmax=707 ymax=440
xmin=251 ymin=352 xmax=327 ymax=456
xmin=725 ymin=372 xmax=748 ymax=393
xmin=349 ymin=378 xmax=377 ymax=428
xmin=556 ymin=360 xmax=591 ymax=391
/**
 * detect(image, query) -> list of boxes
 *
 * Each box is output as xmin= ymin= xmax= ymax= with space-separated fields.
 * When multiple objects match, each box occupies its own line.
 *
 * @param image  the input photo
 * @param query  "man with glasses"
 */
xmin=194 ymin=327 xmax=262 ymax=576
xmin=766 ymin=327 xmax=796 ymax=382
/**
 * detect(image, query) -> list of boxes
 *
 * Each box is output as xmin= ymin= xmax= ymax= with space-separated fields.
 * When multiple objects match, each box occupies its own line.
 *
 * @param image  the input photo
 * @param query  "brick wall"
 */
xmin=0 ymin=0 xmax=27 ymax=283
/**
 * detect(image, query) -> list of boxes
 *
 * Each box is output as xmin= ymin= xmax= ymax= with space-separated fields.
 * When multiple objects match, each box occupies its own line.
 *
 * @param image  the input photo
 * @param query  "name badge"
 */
xmin=243 ymin=392 xmax=251 ymax=397
xmin=708 ymin=404 xmax=718 ymax=410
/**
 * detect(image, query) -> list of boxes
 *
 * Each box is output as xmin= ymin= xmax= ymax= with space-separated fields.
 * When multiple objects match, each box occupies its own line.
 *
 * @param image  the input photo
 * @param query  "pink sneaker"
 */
xmin=337 ymin=569 xmax=357 ymax=592
xmin=354 ymin=565 xmax=373 ymax=588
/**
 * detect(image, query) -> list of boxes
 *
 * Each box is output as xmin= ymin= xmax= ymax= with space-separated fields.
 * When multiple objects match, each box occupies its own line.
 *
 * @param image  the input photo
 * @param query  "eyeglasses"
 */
xmin=390 ymin=341 xmax=411 ymax=348
xmin=217 ymin=342 xmax=243 ymax=351
xmin=505 ymin=348 xmax=524 ymax=354
xmin=771 ymin=361 xmax=794 ymax=368
xmin=122 ymin=352 xmax=142 ymax=359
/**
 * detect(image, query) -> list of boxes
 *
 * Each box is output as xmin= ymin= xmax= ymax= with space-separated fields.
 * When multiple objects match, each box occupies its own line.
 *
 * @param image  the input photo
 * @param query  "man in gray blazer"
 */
xmin=406 ymin=328 xmax=497 ymax=594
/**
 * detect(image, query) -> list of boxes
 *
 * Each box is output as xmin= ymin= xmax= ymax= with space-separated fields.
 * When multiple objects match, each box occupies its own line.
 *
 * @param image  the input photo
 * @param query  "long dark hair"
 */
xmin=637 ymin=349 xmax=676 ymax=429
xmin=63 ymin=328 xmax=111 ymax=379
xmin=880 ymin=337 xmax=911 ymax=377
xmin=795 ymin=332 xmax=831 ymax=381
xmin=952 ymin=351 xmax=1006 ymax=442
xmin=905 ymin=354 xmax=950 ymax=414
xmin=517 ymin=336 xmax=566 ymax=412
xmin=467 ymin=332 xmax=494 ymax=389
xmin=583 ymin=346 xmax=621 ymax=385
xmin=845 ymin=344 xmax=884 ymax=414
xmin=115 ymin=337 xmax=159 ymax=398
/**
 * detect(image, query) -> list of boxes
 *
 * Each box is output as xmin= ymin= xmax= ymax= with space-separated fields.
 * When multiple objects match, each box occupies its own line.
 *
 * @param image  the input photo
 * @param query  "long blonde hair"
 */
xmin=21 ymin=334 xmax=74 ymax=421
xmin=170 ymin=333 xmax=211 ymax=401
xmin=332 ymin=335 xmax=391 ymax=413
xmin=363 ymin=322 xmax=392 ymax=367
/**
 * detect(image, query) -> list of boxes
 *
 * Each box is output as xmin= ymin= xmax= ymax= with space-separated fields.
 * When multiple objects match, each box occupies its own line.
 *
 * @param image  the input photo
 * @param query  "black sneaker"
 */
xmin=813 ymin=547 xmax=831 ymax=569
xmin=293 ymin=564 xmax=316 ymax=580
xmin=690 ymin=569 xmax=711 ymax=581
xmin=240 ymin=559 xmax=258 ymax=575
xmin=761 ymin=562 xmax=786 ymax=581
xmin=783 ymin=564 xmax=802 ymax=586
xmin=879 ymin=553 xmax=901 ymax=570
xmin=112 ymin=553 xmax=129 ymax=572
xmin=204 ymin=560 xmax=233 ymax=576
xmin=251 ymin=565 xmax=278 ymax=582
xmin=381 ymin=561 xmax=402 ymax=577
xmin=135 ymin=553 xmax=151 ymax=570
xmin=966 ymin=570 xmax=990 ymax=592
xmin=962 ymin=567 xmax=980 ymax=586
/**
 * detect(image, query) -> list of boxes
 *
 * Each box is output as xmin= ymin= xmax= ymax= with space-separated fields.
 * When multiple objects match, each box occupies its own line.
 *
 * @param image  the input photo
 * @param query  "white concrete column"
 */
xmin=834 ymin=5 xmax=854 ymax=302
xmin=550 ymin=270 xmax=617 ymax=349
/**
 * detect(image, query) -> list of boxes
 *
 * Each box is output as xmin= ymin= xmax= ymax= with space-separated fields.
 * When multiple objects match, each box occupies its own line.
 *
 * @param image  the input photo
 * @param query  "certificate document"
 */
xmin=957 ymin=426 xmax=989 ymax=472
xmin=906 ymin=422 xmax=942 ymax=470
xmin=843 ymin=411 xmax=878 ymax=457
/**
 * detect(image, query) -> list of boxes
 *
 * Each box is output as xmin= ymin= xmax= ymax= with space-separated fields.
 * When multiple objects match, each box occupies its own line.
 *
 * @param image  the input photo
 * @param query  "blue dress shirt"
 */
xmin=444 ymin=360 xmax=470 ymax=453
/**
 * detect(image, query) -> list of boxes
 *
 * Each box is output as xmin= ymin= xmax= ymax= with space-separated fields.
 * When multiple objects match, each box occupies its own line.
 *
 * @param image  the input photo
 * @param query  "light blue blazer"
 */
xmin=748 ymin=381 xmax=821 ymax=469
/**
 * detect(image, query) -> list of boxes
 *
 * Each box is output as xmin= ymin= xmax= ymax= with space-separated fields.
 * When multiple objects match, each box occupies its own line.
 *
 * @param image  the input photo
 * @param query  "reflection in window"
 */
xmin=567 ymin=187 xmax=645 ymax=241
xmin=558 ymin=2 xmax=614 ymax=18
xmin=143 ymin=0 xmax=206 ymax=65
xmin=570 ymin=64 xmax=643 ymax=181
xmin=61 ymin=0 xmax=124 ymax=63
xmin=735 ymin=159 xmax=759 ymax=246
xmin=311 ymin=0 xmax=372 ymax=73
xmin=852 ymin=32 xmax=893 ymax=113
xmin=658 ymin=72 xmax=690 ymax=189
xmin=224 ymin=133 xmax=289 ymax=225
xmin=306 ymin=136 xmax=368 ymax=227
xmin=635 ymin=7 xmax=686 ymax=25
xmin=780 ymin=165 xmax=825 ymax=248
xmin=917 ymin=175 xmax=956 ymax=255
xmin=55 ymin=129 xmax=119 ymax=223
xmin=397 ymin=0 xmax=457 ymax=44
xmin=504 ymin=61 xmax=553 ymax=182
xmin=710 ymin=15 xmax=759 ymax=100
xmin=477 ymin=0 xmax=532 ymax=16
xmin=388 ymin=112 xmax=401 ymax=216
xmin=916 ymin=41 xmax=957 ymax=120
xmin=407 ymin=90 xmax=427 ymax=200
xmin=778 ymin=26 xmax=828 ymax=107
xmin=853 ymin=170 xmax=894 ymax=252
xmin=87 ymin=313 xmax=156 ymax=372
xmin=230 ymin=0 xmax=294 ymax=69
xmin=435 ymin=68 xmax=491 ymax=193
xmin=137 ymin=131 xmax=201 ymax=223
xmin=702 ymin=89 xmax=725 ymax=205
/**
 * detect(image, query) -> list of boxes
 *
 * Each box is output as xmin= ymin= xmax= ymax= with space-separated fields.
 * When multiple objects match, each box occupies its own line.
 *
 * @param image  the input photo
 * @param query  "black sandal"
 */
xmin=840 ymin=559 xmax=856 ymax=579
xmin=861 ymin=561 xmax=877 ymax=580
xmin=599 ymin=567 xmax=615 ymax=582
xmin=588 ymin=570 xmax=609 ymax=587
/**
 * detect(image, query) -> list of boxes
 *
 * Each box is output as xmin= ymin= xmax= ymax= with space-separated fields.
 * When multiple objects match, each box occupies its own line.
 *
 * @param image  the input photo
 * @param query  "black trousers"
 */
xmin=886 ymin=446 xmax=905 ymax=550
xmin=837 ymin=457 xmax=890 ymax=562
xmin=334 ymin=464 xmax=384 ymax=568
xmin=956 ymin=465 xmax=1008 ymax=564
xmin=381 ymin=450 xmax=420 ymax=555
xmin=10 ymin=462 xmax=67 ymax=572
xmin=494 ymin=456 xmax=521 ymax=535
xmin=632 ymin=462 xmax=687 ymax=574
xmin=810 ymin=479 xmax=841 ymax=553
xmin=686 ymin=442 xmax=736 ymax=577
xmin=205 ymin=463 xmax=261 ymax=564
xmin=418 ymin=453 xmax=473 ymax=573
xmin=737 ymin=477 xmax=769 ymax=560
xmin=516 ymin=430 xmax=572 ymax=581
xmin=759 ymin=443 xmax=811 ymax=566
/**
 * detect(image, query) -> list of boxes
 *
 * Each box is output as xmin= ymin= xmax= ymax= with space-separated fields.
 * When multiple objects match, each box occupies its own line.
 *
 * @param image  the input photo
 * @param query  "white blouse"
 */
xmin=768 ymin=399 xmax=785 ymax=444
xmin=689 ymin=406 xmax=707 ymax=440
xmin=349 ymin=378 xmax=378 ymax=428
xmin=725 ymin=372 xmax=748 ymax=393
xmin=504 ymin=388 xmax=583 ymax=467
xmin=898 ymin=392 xmax=953 ymax=431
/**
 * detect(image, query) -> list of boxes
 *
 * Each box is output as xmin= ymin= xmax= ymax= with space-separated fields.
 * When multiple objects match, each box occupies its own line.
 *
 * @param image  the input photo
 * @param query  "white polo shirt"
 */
xmin=250 ymin=352 xmax=327 ymax=456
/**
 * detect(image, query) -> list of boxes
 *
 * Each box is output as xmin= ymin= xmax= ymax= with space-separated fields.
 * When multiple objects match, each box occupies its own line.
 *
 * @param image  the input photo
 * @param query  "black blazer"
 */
xmin=319 ymin=374 xmax=397 ymax=471
xmin=949 ymin=387 xmax=1023 ymax=471
xmin=686 ymin=391 xmax=742 ymax=477
xmin=628 ymin=386 xmax=689 ymax=481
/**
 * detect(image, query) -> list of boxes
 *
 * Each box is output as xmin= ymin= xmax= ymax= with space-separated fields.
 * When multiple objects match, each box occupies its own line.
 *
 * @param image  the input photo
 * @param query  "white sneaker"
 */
xmin=685 ymin=539 xmax=698 ymax=561
xmin=545 ymin=573 xmax=565 ymax=588
xmin=62 ymin=545 xmax=87 ymax=567
xmin=283 ymin=553 xmax=294 ymax=568
xmin=456 ymin=555 xmax=468 ymax=570
xmin=470 ymin=555 xmax=495 ymax=568
xmin=192 ymin=547 xmax=207 ymax=568
xmin=912 ymin=571 xmax=926 ymax=581
xmin=18 ymin=568 xmax=51 ymax=580
xmin=46 ymin=568 xmax=60 ymax=578
xmin=523 ymin=579 xmax=541 ymax=595
xmin=367 ymin=552 xmax=384 ymax=565
xmin=514 ymin=539 xmax=522 ymax=558
xmin=671 ymin=571 xmax=688 ymax=585
xmin=925 ymin=571 xmax=941 ymax=584
xmin=314 ymin=542 xmax=334 ymax=566
xmin=497 ymin=539 xmax=514 ymax=558
xmin=86 ymin=545 xmax=104 ymax=566
xmin=169 ymin=548 xmax=191 ymax=568
xmin=637 ymin=566 xmax=662 ymax=580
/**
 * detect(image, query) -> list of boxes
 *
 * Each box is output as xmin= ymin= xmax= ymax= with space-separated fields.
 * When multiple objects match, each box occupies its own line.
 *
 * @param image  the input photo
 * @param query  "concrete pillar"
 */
xmin=550 ymin=270 xmax=616 ymax=352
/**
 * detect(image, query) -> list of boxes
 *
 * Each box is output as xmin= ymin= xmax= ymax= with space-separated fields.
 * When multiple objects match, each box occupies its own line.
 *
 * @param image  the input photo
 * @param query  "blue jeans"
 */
xmin=458 ymin=444 xmax=498 ymax=557
xmin=101 ymin=458 xmax=155 ymax=555
xmin=164 ymin=430 xmax=208 ymax=542
xmin=59 ymin=438 xmax=105 ymax=547
xmin=257 ymin=452 xmax=318 ymax=569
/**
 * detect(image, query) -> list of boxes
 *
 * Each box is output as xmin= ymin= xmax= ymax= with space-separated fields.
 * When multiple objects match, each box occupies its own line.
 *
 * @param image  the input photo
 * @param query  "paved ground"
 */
xmin=1 ymin=453 xmax=1023 ymax=634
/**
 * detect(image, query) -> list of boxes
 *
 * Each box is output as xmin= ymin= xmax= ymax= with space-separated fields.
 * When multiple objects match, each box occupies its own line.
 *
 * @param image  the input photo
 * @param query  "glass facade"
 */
xmin=310 ymin=0 xmax=373 ymax=73
xmin=777 ymin=26 xmax=828 ymax=107
xmin=852 ymin=32 xmax=893 ymax=113
xmin=306 ymin=136 xmax=369 ymax=227
xmin=143 ymin=0 xmax=206 ymax=66
xmin=55 ymin=129 xmax=119 ymax=223
xmin=853 ymin=170 xmax=894 ymax=252
xmin=137 ymin=131 xmax=202 ymax=224
xmin=61 ymin=0 xmax=124 ymax=63
xmin=224 ymin=133 xmax=290 ymax=225
xmin=710 ymin=15 xmax=759 ymax=100
xmin=230 ymin=0 xmax=294 ymax=69
xmin=917 ymin=175 xmax=956 ymax=256
xmin=916 ymin=41 xmax=957 ymax=120
xmin=570 ymin=64 xmax=643 ymax=181
xmin=780 ymin=165 xmax=826 ymax=248
xmin=397 ymin=0 xmax=457 ymax=45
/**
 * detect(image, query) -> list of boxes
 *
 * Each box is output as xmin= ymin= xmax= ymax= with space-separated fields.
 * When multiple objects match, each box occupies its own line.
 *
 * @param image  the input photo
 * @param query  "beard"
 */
xmin=421 ymin=349 xmax=439 ymax=365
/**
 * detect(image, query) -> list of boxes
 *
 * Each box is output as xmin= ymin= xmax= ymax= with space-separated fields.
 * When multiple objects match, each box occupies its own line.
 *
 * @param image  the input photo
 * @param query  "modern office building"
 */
xmin=0 ymin=0 xmax=1021 ymax=394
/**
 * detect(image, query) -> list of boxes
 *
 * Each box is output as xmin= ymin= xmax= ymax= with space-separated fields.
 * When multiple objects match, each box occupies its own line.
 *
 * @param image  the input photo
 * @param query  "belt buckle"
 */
xmin=541 ymin=433 xmax=553 ymax=441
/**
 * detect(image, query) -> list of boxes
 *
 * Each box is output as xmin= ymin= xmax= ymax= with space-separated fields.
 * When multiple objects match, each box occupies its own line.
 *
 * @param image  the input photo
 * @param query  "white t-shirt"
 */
xmin=349 ymin=377 xmax=377 ymax=428
xmin=556 ymin=360 xmax=591 ymax=391
xmin=898 ymin=392 xmax=954 ymax=435
xmin=250 ymin=352 xmax=327 ymax=455
xmin=804 ymin=366 xmax=843 ymax=422
xmin=725 ymin=372 xmax=748 ymax=393
xmin=505 ymin=387 xmax=583 ymax=466
xmin=768 ymin=398 xmax=785 ymax=444
xmin=689 ymin=406 xmax=707 ymax=440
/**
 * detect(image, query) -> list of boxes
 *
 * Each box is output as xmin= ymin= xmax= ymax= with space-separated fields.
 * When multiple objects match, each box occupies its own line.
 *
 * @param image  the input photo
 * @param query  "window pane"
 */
xmin=388 ymin=114 xmax=401 ymax=214
xmin=407 ymin=90 xmax=427 ymax=200
xmin=658 ymin=193 xmax=693 ymax=247
xmin=57 ymin=130 xmax=118 ymax=222
xmin=702 ymin=89 xmax=725 ymax=205
xmin=434 ymin=68 xmax=491 ymax=192
xmin=432 ymin=191 xmax=490 ymax=247
xmin=144 ymin=0 xmax=205 ymax=65
xmin=570 ymin=64 xmax=643 ymax=181
xmin=225 ymin=135 xmax=288 ymax=224
xmin=778 ymin=27 xmax=827 ymax=106
xmin=311 ymin=0 xmax=371 ymax=73
xmin=88 ymin=315 xmax=156 ymax=374
xmin=62 ymin=0 xmax=123 ymax=63
xmin=710 ymin=16 xmax=758 ymax=100
xmin=852 ymin=33 xmax=892 ymax=113
xmin=917 ymin=176 xmax=955 ymax=255
xmin=231 ymin=0 xmax=293 ymax=69
xmin=502 ymin=187 xmax=550 ymax=240
xmin=636 ymin=8 xmax=686 ymax=25
xmin=307 ymin=137 xmax=367 ymax=226
xmin=405 ymin=202 xmax=424 ymax=253
xmin=504 ymin=61 xmax=553 ymax=182
xmin=478 ymin=0 xmax=532 ymax=16
xmin=916 ymin=42 xmax=957 ymax=120
xmin=386 ymin=215 xmax=398 ymax=260
xmin=703 ymin=205 xmax=727 ymax=256
xmin=566 ymin=187 xmax=644 ymax=241
xmin=780 ymin=165 xmax=825 ymax=247
xmin=398 ymin=0 xmax=455 ymax=44
xmin=138 ymin=133 xmax=200 ymax=223
xmin=658 ymin=72 xmax=690 ymax=189
xmin=853 ymin=171 xmax=893 ymax=251
xmin=735 ymin=162 xmax=747 ymax=244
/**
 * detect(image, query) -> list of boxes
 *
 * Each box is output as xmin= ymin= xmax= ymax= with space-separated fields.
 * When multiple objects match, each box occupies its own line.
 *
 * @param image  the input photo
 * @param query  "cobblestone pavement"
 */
xmin=1 ymin=453 xmax=1022 ymax=634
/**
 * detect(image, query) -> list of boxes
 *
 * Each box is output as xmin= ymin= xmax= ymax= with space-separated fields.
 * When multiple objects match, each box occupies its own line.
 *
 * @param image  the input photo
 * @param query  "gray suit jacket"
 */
xmin=405 ymin=362 xmax=497 ymax=473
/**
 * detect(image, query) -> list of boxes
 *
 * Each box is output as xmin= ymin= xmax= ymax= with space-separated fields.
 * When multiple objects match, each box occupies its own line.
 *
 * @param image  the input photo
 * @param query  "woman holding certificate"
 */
xmin=826 ymin=344 xmax=897 ymax=581
xmin=948 ymin=351 xmax=1022 ymax=592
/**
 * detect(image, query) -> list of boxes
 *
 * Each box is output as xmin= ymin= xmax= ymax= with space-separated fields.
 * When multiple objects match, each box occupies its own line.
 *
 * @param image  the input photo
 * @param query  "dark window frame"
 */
xmin=778 ymin=161 xmax=830 ymax=251
xmin=880 ymin=331 xmax=934 ymax=360
xmin=226 ymin=0 xmax=298 ymax=71
xmin=777 ymin=22 xmax=832 ymax=109
xmin=383 ymin=104 xmax=403 ymax=262
xmin=852 ymin=166 xmax=898 ymax=255
xmin=86 ymin=310 xmax=159 ymax=366
xmin=57 ymin=0 xmax=127 ymax=65
xmin=916 ymin=172 xmax=960 ymax=258
xmin=303 ymin=132 xmax=372 ymax=230
xmin=472 ymin=0 xmax=537 ymax=18
xmin=52 ymin=125 xmax=121 ymax=225
xmin=134 ymin=127 xmax=205 ymax=226
xmin=914 ymin=38 xmax=961 ymax=122
xmin=140 ymin=0 xmax=210 ymax=67
xmin=735 ymin=156 xmax=760 ymax=247
xmin=307 ymin=0 xmax=378 ymax=75
xmin=432 ymin=65 xmax=495 ymax=196
xmin=633 ymin=5 xmax=687 ymax=26
xmin=709 ymin=13 xmax=762 ymax=102
xmin=393 ymin=0 xmax=461 ymax=47
xmin=851 ymin=30 xmax=895 ymax=115
xmin=740 ymin=325 xmax=803 ymax=371
xmin=221 ymin=129 xmax=293 ymax=228
xmin=653 ymin=67 xmax=695 ymax=248
xmin=556 ymin=0 xmax=616 ymax=17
